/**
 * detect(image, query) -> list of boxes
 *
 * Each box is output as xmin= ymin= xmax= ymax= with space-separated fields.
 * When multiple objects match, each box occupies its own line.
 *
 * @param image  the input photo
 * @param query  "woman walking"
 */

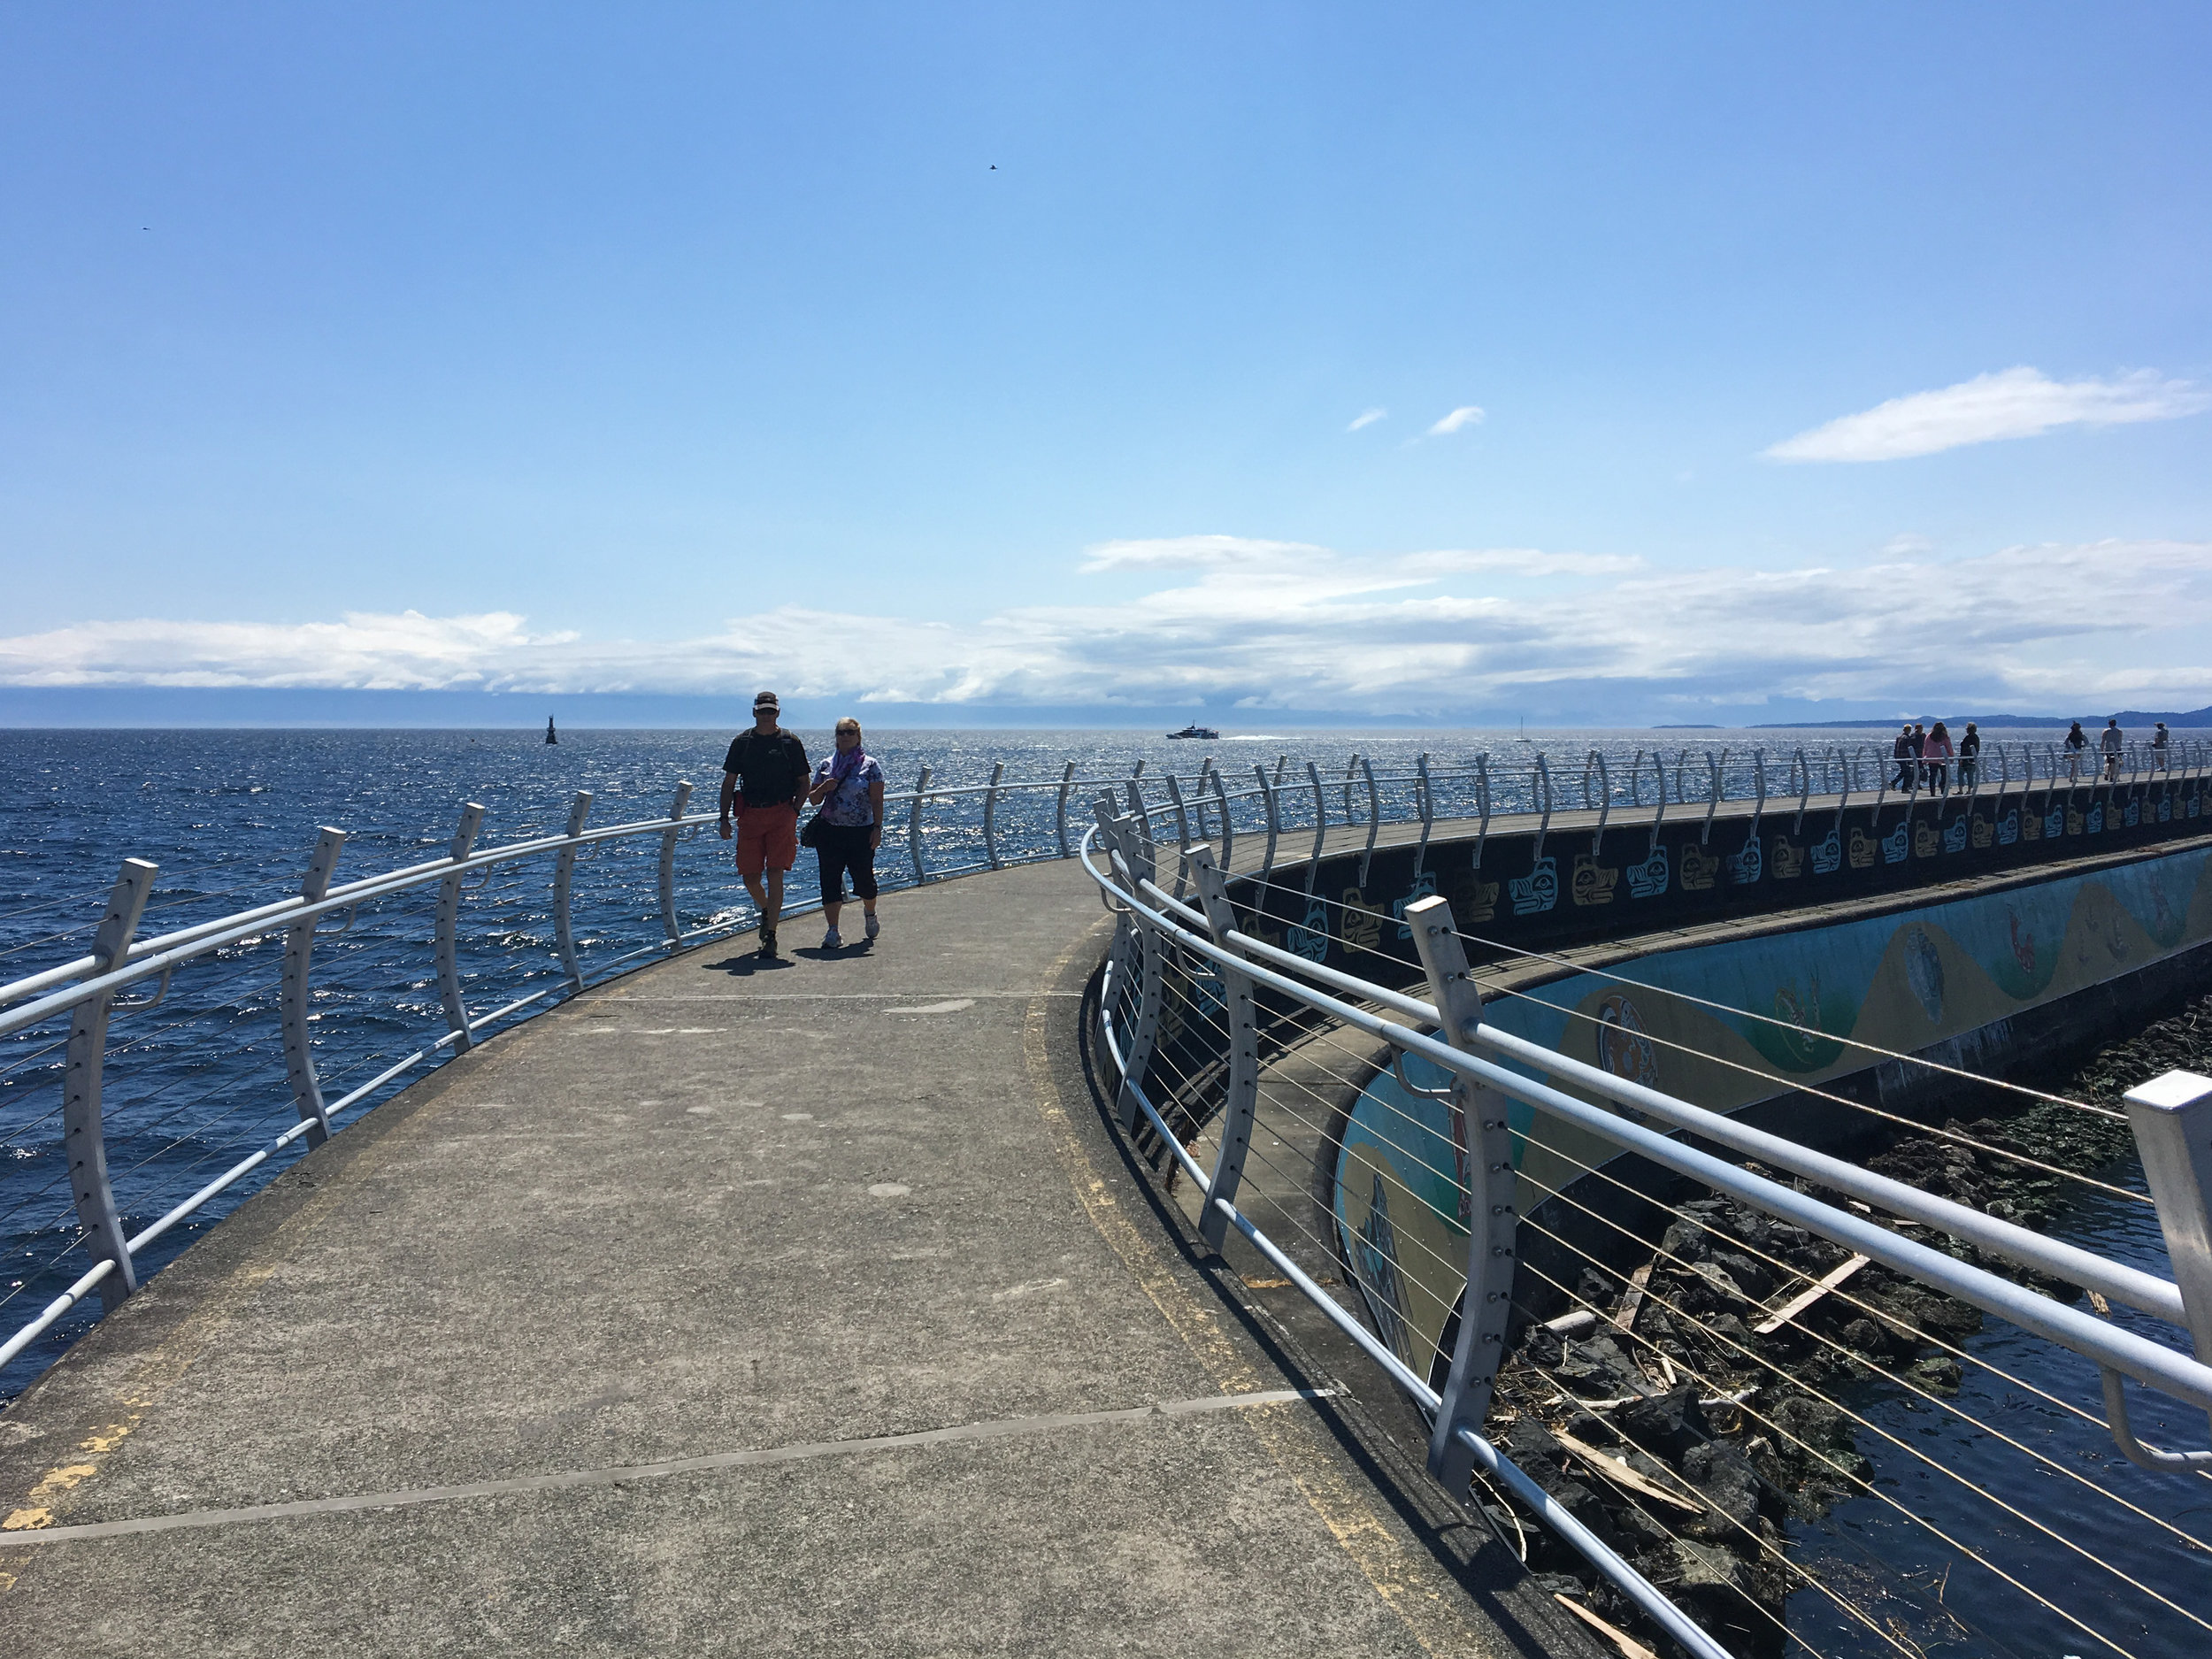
xmin=1923 ymin=720 xmax=1955 ymax=793
xmin=807 ymin=717 xmax=887 ymax=949
xmin=2063 ymin=720 xmax=2089 ymax=781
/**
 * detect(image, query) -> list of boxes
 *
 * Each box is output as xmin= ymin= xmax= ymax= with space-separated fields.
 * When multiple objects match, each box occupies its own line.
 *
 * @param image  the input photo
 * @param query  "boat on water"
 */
xmin=1167 ymin=724 xmax=1220 ymax=741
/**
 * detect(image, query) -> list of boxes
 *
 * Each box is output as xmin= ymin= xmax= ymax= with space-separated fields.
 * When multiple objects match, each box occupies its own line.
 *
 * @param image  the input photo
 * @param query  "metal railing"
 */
xmin=0 ymin=749 xmax=1502 ymax=1393
xmin=1083 ymin=797 xmax=2212 ymax=1659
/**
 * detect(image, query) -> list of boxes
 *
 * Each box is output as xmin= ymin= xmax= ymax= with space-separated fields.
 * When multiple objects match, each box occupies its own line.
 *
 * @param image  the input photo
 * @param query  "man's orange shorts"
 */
xmin=735 ymin=803 xmax=798 ymax=877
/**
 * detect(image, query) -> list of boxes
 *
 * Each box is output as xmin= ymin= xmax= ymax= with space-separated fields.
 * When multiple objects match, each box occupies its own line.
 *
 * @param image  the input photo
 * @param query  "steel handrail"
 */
xmin=1083 ymin=830 xmax=2212 ymax=1418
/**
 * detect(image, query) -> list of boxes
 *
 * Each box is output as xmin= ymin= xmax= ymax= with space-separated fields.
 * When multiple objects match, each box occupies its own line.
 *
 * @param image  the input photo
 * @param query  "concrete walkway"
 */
xmin=0 ymin=859 xmax=1589 ymax=1657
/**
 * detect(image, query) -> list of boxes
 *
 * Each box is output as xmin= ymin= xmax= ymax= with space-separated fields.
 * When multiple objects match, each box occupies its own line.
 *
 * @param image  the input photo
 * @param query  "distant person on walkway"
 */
xmin=2153 ymin=721 xmax=2170 ymax=771
xmin=1892 ymin=725 xmax=1916 ymax=791
xmin=2101 ymin=717 xmax=2124 ymax=781
xmin=1958 ymin=722 xmax=1981 ymax=787
xmin=2063 ymin=721 xmax=2088 ymax=781
xmin=807 ymin=717 xmax=887 ymax=949
xmin=1923 ymin=721 xmax=1955 ymax=792
xmin=719 ymin=692 xmax=810 ymax=958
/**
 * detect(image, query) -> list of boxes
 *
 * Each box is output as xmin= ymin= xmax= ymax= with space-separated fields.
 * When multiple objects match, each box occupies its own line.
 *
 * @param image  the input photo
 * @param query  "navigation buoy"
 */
xmin=546 ymin=716 xmax=558 ymax=745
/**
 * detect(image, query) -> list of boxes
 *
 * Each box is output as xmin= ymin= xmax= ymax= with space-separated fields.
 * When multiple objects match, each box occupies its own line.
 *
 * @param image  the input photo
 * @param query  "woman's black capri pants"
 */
xmin=816 ymin=822 xmax=879 ymax=902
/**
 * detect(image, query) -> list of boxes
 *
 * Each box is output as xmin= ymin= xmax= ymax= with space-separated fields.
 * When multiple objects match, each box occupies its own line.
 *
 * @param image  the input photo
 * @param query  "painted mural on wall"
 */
xmin=1329 ymin=843 xmax=2212 ymax=1386
xmin=1237 ymin=768 xmax=2212 ymax=986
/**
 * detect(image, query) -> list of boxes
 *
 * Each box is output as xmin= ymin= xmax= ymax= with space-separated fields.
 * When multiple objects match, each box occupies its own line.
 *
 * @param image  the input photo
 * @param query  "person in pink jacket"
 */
xmin=1922 ymin=720 xmax=1956 ymax=792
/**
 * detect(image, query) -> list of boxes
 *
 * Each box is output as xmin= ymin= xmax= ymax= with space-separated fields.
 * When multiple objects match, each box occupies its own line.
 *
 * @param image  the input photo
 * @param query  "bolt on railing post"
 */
xmin=658 ymin=780 xmax=694 ymax=947
xmin=1055 ymin=761 xmax=1076 ymax=858
xmin=281 ymin=827 xmax=347 ymax=1148
xmin=982 ymin=761 xmax=1007 ymax=871
xmin=1357 ymin=756 xmax=1380 ymax=887
xmin=554 ymin=790 xmax=593 ymax=988
xmin=435 ymin=803 xmax=487 ymax=1053
xmin=64 ymin=857 xmax=157 ymax=1311
xmin=908 ymin=765 xmax=932 ymax=886
xmin=1190 ymin=847 xmax=1259 ymax=1252
xmin=1405 ymin=894 xmax=1517 ymax=1496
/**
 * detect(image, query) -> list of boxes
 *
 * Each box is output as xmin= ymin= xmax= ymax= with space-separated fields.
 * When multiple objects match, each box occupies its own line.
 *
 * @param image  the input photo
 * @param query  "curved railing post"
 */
xmin=1586 ymin=751 xmax=1610 ymax=856
xmin=1255 ymin=764 xmax=1280 ymax=881
xmin=1357 ymin=757 xmax=1380 ymax=887
xmin=435 ymin=803 xmax=487 ymax=1052
xmin=281 ymin=827 xmax=347 ymax=1148
xmin=1342 ymin=755 xmax=1361 ymax=824
xmin=1406 ymin=894 xmax=1515 ymax=1496
xmin=1471 ymin=751 xmax=1492 ymax=871
xmin=65 ymin=857 xmax=157 ymax=1310
xmin=553 ymin=790 xmax=593 ymax=988
xmin=1097 ymin=798 xmax=1163 ymax=1131
xmin=1627 ymin=748 xmax=1644 ymax=809
xmin=1791 ymin=748 xmax=1811 ymax=833
xmin=908 ymin=765 xmax=932 ymax=886
xmin=1190 ymin=846 xmax=1258 ymax=1253
xmin=1304 ymin=761 xmax=1327 ymax=894
xmin=1413 ymin=752 xmax=1435 ymax=878
xmin=1647 ymin=751 xmax=1671 ymax=856
xmin=1210 ymin=766 xmax=1234 ymax=871
xmin=1532 ymin=752 xmax=1554 ymax=865
xmin=1055 ymin=761 xmax=1076 ymax=858
xmin=982 ymin=761 xmax=1007 ymax=871
xmin=1125 ymin=778 xmax=1153 ymax=872
xmin=658 ymin=780 xmax=694 ymax=946
xmin=1700 ymin=750 xmax=1723 ymax=844
xmin=1164 ymin=773 xmax=1194 ymax=899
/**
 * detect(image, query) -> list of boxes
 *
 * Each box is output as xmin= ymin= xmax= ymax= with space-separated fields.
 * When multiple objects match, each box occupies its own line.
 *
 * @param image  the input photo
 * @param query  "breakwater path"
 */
xmin=0 ymin=859 xmax=1578 ymax=1658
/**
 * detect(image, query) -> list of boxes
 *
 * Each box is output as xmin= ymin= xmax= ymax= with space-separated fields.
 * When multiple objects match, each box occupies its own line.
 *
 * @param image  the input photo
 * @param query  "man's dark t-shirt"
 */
xmin=724 ymin=729 xmax=810 ymax=809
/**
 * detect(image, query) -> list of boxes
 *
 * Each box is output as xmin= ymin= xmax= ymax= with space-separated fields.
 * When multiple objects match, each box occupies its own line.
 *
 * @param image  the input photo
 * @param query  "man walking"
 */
xmin=2101 ymin=717 xmax=2124 ymax=782
xmin=719 ymin=692 xmax=810 ymax=957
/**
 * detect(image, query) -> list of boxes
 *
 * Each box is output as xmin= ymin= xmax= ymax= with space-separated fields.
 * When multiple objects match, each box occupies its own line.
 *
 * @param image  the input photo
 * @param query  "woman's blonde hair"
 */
xmin=835 ymin=717 xmax=863 ymax=739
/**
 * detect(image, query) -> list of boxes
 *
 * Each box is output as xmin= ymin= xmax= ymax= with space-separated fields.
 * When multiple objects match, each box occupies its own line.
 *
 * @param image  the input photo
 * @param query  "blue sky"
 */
xmin=4 ymin=4 xmax=2208 ymax=724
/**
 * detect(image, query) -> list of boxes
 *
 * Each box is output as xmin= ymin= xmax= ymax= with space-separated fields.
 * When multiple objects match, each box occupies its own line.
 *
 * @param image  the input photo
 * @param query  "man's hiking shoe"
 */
xmin=864 ymin=913 xmax=880 ymax=941
xmin=758 ymin=928 xmax=778 ymax=958
xmin=821 ymin=926 xmax=841 ymax=949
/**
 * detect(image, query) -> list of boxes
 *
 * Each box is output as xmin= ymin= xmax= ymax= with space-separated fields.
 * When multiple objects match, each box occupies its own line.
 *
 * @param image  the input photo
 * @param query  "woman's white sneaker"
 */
xmin=822 ymin=926 xmax=841 ymax=949
xmin=864 ymin=914 xmax=880 ymax=941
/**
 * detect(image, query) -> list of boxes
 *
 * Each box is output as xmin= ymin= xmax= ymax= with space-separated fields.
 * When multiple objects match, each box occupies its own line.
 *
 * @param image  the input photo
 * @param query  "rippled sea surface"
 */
xmin=6 ymin=722 xmax=2189 ymax=1659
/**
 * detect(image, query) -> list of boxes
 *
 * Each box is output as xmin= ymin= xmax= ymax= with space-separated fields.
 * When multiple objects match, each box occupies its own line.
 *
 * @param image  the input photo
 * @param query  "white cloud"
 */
xmin=1078 ymin=534 xmax=1328 ymax=573
xmin=5 ymin=538 xmax=2208 ymax=717
xmin=1347 ymin=407 xmax=1386 ymax=431
xmin=1427 ymin=404 xmax=1486 ymax=435
xmin=1764 ymin=367 xmax=2211 ymax=463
